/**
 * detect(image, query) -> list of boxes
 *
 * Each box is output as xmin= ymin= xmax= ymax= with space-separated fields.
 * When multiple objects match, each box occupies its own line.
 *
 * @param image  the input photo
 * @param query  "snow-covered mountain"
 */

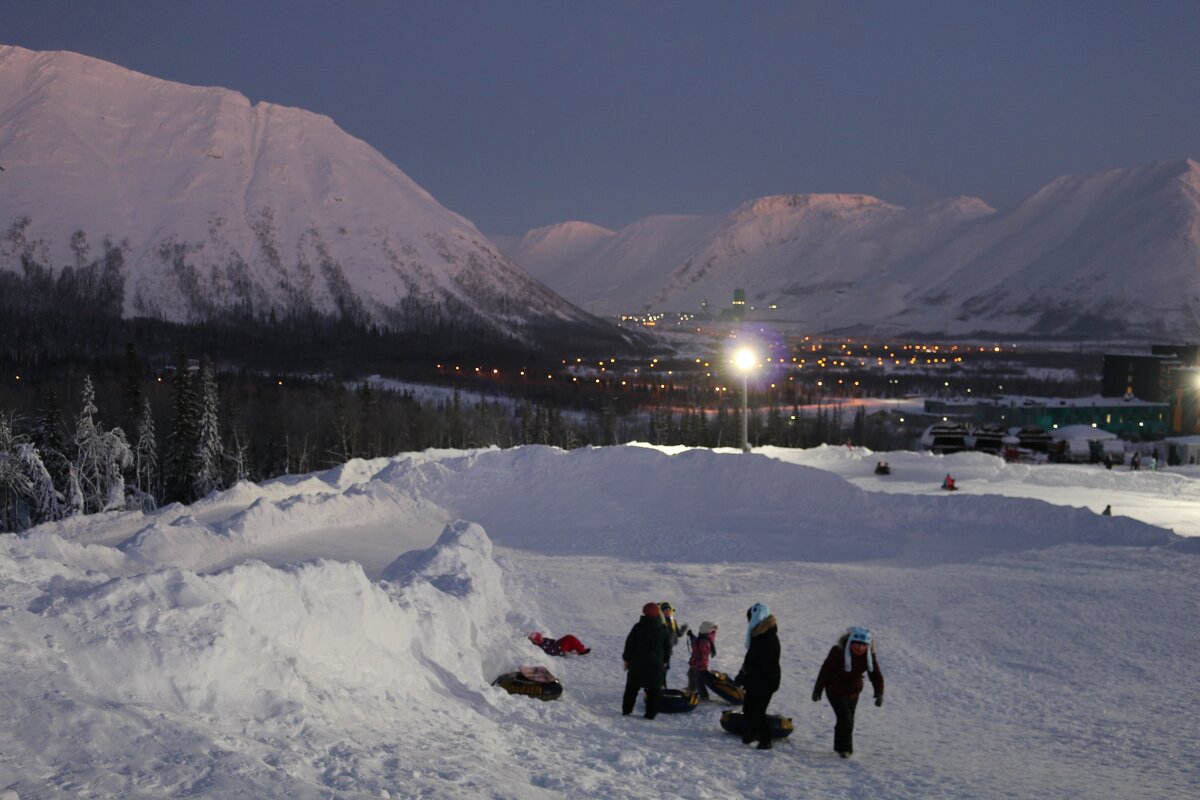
xmin=0 ymin=46 xmax=606 ymax=340
xmin=502 ymin=160 xmax=1200 ymax=339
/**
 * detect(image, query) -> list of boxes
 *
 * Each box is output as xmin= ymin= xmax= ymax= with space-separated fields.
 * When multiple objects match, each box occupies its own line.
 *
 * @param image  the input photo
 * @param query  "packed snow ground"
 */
xmin=1 ymin=444 xmax=1197 ymax=799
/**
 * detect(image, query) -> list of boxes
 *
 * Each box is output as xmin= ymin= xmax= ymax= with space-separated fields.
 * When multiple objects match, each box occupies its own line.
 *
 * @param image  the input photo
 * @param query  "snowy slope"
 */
xmin=0 ymin=46 xmax=598 ymax=335
xmin=502 ymin=160 xmax=1200 ymax=340
xmin=1 ymin=443 xmax=1196 ymax=798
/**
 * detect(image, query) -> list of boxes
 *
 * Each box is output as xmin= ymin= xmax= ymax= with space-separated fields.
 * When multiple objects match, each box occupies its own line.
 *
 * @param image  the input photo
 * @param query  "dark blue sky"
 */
xmin=4 ymin=1 xmax=1198 ymax=234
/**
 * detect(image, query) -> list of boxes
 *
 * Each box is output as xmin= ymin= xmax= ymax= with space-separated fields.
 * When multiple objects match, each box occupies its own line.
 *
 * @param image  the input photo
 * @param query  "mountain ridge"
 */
xmin=501 ymin=159 xmax=1200 ymax=339
xmin=0 ymin=45 xmax=617 ymax=345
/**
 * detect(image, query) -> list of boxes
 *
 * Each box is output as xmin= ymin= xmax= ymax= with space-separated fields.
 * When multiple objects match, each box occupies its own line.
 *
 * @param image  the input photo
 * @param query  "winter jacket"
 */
xmin=623 ymin=615 xmax=671 ymax=686
xmin=813 ymin=641 xmax=885 ymax=700
xmin=662 ymin=615 xmax=683 ymax=660
xmin=687 ymin=630 xmax=716 ymax=671
xmin=735 ymin=615 xmax=781 ymax=693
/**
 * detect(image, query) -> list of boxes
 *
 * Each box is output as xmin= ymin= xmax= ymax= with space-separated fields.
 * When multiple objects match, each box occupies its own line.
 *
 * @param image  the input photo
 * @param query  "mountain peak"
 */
xmin=0 ymin=46 xmax=605 ymax=340
xmin=733 ymin=193 xmax=892 ymax=221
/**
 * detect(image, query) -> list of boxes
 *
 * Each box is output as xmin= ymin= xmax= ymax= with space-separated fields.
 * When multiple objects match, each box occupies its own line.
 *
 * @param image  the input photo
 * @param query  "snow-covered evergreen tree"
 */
xmin=72 ymin=376 xmax=133 ymax=514
xmin=191 ymin=359 xmax=224 ymax=498
xmin=0 ymin=415 xmax=33 ymax=531
xmin=134 ymin=396 xmax=158 ymax=501
xmin=164 ymin=355 xmax=197 ymax=503
xmin=72 ymin=375 xmax=107 ymax=514
xmin=15 ymin=442 xmax=61 ymax=525
xmin=101 ymin=427 xmax=132 ymax=512
xmin=62 ymin=466 xmax=84 ymax=519
xmin=32 ymin=388 xmax=71 ymax=494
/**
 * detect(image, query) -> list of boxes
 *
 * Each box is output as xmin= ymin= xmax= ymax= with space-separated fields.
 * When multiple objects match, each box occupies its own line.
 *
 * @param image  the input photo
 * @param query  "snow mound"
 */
xmin=376 ymin=445 xmax=1175 ymax=564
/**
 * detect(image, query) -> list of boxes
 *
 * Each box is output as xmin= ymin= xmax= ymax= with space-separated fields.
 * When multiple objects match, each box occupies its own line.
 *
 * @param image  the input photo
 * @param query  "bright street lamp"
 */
xmin=733 ymin=347 xmax=756 ymax=453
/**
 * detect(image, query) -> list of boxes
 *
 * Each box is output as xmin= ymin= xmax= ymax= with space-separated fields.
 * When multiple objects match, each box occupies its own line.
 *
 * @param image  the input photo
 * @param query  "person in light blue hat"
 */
xmin=734 ymin=602 xmax=781 ymax=750
xmin=812 ymin=626 xmax=885 ymax=758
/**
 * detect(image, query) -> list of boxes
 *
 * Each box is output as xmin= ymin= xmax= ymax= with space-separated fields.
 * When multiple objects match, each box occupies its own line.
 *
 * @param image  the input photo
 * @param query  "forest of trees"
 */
xmin=0 ymin=343 xmax=903 ymax=533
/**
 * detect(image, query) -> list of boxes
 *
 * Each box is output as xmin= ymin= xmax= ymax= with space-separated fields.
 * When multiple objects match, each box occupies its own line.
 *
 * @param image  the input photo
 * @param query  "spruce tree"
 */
xmin=121 ymin=342 xmax=142 ymax=433
xmin=15 ymin=442 xmax=61 ymax=526
xmin=134 ymin=397 xmax=158 ymax=502
xmin=32 ymin=388 xmax=70 ymax=493
xmin=164 ymin=355 xmax=198 ymax=503
xmin=72 ymin=375 xmax=105 ymax=513
xmin=191 ymin=358 xmax=224 ymax=498
xmin=0 ymin=415 xmax=32 ymax=531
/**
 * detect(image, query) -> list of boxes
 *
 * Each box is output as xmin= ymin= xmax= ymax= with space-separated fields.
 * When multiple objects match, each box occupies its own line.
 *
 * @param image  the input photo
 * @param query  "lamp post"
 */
xmin=733 ymin=347 xmax=756 ymax=453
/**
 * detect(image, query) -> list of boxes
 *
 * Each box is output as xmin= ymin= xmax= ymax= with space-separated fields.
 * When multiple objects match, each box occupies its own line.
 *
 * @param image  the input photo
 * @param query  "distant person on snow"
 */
xmin=941 ymin=474 xmax=957 ymax=491
xmin=527 ymin=631 xmax=590 ymax=656
xmin=686 ymin=621 xmax=719 ymax=699
xmin=622 ymin=603 xmax=671 ymax=719
xmin=812 ymin=626 xmax=885 ymax=758
xmin=1101 ymin=504 xmax=1112 ymax=516
xmin=875 ymin=461 xmax=891 ymax=475
xmin=735 ymin=603 xmax=781 ymax=750
xmin=1131 ymin=452 xmax=1142 ymax=471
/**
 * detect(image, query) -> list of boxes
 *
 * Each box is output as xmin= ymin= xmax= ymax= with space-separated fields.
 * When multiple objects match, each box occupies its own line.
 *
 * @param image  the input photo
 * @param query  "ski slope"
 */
xmin=1 ymin=444 xmax=1196 ymax=798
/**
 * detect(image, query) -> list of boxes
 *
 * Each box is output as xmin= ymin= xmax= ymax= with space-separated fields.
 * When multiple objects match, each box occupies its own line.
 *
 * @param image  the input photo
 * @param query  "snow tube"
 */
xmin=659 ymin=689 xmax=699 ymax=713
xmin=719 ymin=709 xmax=794 ymax=739
xmin=492 ymin=666 xmax=563 ymax=701
xmin=703 ymin=670 xmax=745 ymax=704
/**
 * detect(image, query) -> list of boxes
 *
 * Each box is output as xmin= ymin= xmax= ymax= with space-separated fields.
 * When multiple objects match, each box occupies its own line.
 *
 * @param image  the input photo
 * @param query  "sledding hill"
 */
xmin=1 ymin=444 xmax=1196 ymax=798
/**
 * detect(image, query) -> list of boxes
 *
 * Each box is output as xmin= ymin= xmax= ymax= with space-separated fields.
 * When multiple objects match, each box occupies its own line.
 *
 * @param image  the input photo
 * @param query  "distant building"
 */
xmin=718 ymin=288 xmax=747 ymax=321
xmin=928 ymin=395 xmax=1168 ymax=437
xmin=1101 ymin=352 xmax=1177 ymax=401
xmin=1101 ymin=344 xmax=1200 ymax=434
xmin=972 ymin=395 xmax=1168 ymax=438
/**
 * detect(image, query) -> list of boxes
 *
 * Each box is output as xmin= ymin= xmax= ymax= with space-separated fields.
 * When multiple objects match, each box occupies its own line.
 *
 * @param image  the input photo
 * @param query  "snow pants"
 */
xmin=622 ymin=679 xmax=662 ymax=719
xmin=742 ymin=686 xmax=775 ymax=743
xmin=827 ymin=694 xmax=860 ymax=754
xmin=686 ymin=667 xmax=710 ymax=699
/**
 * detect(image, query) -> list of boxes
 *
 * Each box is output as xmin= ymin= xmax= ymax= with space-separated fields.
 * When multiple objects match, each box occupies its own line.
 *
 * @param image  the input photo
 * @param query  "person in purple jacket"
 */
xmin=812 ymin=626 xmax=885 ymax=758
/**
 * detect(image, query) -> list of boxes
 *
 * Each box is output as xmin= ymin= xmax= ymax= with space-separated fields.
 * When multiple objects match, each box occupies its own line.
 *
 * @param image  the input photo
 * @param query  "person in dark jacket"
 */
xmin=622 ymin=602 xmax=671 ymax=718
xmin=812 ymin=626 xmax=885 ymax=758
xmin=734 ymin=602 xmax=781 ymax=750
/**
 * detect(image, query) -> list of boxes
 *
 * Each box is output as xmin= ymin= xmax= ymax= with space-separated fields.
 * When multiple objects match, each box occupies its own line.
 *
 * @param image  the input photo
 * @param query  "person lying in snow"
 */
xmin=686 ymin=621 xmax=718 ymax=699
xmin=527 ymin=631 xmax=590 ymax=656
xmin=812 ymin=626 xmax=885 ymax=758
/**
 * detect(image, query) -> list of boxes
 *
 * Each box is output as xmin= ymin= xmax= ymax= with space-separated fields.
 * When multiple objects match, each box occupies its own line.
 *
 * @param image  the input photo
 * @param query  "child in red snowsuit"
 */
xmin=528 ymin=631 xmax=590 ymax=656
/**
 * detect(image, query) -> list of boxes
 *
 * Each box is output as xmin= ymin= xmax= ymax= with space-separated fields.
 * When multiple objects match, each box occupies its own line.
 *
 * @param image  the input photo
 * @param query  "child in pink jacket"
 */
xmin=686 ymin=622 xmax=718 ymax=699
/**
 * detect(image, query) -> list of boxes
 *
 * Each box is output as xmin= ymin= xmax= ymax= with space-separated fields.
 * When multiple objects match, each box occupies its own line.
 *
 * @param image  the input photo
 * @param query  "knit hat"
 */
xmin=642 ymin=602 xmax=661 ymax=618
xmin=698 ymin=621 xmax=717 ymax=636
xmin=845 ymin=626 xmax=874 ymax=673
xmin=745 ymin=603 xmax=771 ymax=649
xmin=527 ymin=631 xmax=543 ymax=644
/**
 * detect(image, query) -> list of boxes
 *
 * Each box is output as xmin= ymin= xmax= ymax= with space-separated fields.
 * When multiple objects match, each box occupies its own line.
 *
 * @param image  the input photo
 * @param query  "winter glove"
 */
xmin=812 ymin=687 xmax=822 ymax=702
xmin=874 ymin=694 xmax=883 ymax=707
xmin=733 ymin=671 xmax=745 ymax=688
